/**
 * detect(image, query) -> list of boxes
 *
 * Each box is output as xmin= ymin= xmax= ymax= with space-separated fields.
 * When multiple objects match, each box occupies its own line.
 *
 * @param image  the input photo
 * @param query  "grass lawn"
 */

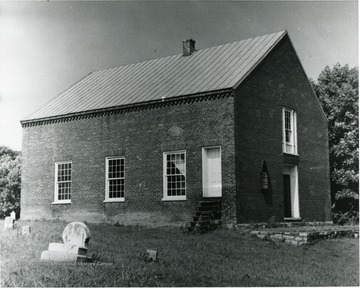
xmin=1 ymin=220 xmax=359 ymax=287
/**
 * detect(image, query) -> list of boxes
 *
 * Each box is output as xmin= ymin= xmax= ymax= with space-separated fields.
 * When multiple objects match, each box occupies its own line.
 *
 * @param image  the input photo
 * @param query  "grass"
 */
xmin=0 ymin=220 xmax=359 ymax=287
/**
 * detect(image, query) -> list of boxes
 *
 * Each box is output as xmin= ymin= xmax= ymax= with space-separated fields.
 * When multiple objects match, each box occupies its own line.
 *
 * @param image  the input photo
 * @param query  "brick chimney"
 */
xmin=182 ymin=39 xmax=196 ymax=56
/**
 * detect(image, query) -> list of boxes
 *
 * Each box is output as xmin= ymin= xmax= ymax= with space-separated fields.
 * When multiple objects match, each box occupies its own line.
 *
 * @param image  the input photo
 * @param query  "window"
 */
xmin=163 ymin=151 xmax=186 ymax=201
xmin=104 ymin=157 xmax=125 ymax=202
xmin=282 ymin=108 xmax=297 ymax=154
xmin=54 ymin=161 xmax=72 ymax=204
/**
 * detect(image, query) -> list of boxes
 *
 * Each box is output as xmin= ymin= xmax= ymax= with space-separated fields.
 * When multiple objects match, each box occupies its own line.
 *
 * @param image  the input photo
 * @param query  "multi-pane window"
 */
xmin=54 ymin=162 xmax=72 ymax=203
xmin=163 ymin=151 xmax=186 ymax=200
xmin=283 ymin=108 xmax=297 ymax=154
xmin=105 ymin=157 xmax=125 ymax=201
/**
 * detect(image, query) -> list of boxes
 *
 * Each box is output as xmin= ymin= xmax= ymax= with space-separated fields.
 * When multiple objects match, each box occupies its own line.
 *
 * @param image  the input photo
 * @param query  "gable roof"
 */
xmin=25 ymin=31 xmax=287 ymax=121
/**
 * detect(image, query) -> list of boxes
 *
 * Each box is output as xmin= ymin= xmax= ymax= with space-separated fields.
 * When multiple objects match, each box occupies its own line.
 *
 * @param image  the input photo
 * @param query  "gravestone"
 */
xmin=4 ymin=216 xmax=14 ymax=229
xmin=10 ymin=211 xmax=16 ymax=220
xmin=22 ymin=226 xmax=31 ymax=235
xmin=41 ymin=222 xmax=91 ymax=262
xmin=62 ymin=222 xmax=91 ymax=248
xmin=146 ymin=249 xmax=158 ymax=261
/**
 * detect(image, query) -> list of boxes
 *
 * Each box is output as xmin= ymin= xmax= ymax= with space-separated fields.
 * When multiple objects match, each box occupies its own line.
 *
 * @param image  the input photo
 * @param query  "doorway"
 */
xmin=283 ymin=164 xmax=300 ymax=218
xmin=202 ymin=147 xmax=222 ymax=198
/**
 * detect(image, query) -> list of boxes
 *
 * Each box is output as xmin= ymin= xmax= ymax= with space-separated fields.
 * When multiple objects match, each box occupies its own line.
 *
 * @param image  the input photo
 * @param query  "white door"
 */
xmin=202 ymin=147 xmax=222 ymax=197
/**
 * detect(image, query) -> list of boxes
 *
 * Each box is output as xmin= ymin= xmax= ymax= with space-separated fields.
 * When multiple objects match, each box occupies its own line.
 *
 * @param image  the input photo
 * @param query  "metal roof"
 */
xmin=25 ymin=31 xmax=287 ymax=120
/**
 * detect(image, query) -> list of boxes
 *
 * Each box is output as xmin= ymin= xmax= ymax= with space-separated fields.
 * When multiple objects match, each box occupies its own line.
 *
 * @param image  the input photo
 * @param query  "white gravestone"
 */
xmin=41 ymin=222 xmax=91 ymax=262
xmin=62 ymin=222 xmax=91 ymax=248
xmin=4 ymin=216 xmax=14 ymax=229
xmin=22 ymin=226 xmax=31 ymax=235
xmin=146 ymin=249 xmax=158 ymax=261
xmin=10 ymin=211 xmax=16 ymax=220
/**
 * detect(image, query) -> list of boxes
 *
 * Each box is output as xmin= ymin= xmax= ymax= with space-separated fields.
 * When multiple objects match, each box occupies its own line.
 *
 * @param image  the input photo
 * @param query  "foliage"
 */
xmin=0 ymin=146 xmax=21 ymax=218
xmin=1 ymin=222 xmax=359 ymax=287
xmin=311 ymin=63 xmax=359 ymax=224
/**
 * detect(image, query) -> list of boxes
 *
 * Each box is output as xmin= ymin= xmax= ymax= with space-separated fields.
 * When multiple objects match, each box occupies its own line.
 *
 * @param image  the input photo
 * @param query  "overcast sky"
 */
xmin=0 ymin=0 xmax=358 ymax=151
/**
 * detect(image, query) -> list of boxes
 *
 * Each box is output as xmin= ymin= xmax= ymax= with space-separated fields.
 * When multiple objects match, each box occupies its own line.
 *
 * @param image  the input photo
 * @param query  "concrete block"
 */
xmin=257 ymin=234 xmax=267 ymax=239
xmin=295 ymin=237 xmax=302 ymax=241
xmin=41 ymin=250 xmax=88 ymax=262
xmin=299 ymin=232 xmax=308 ymax=237
xmin=354 ymin=233 xmax=358 ymax=239
xmin=283 ymin=235 xmax=294 ymax=240
xmin=291 ymin=240 xmax=298 ymax=245
xmin=48 ymin=243 xmax=87 ymax=256
xmin=270 ymin=234 xmax=283 ymax=240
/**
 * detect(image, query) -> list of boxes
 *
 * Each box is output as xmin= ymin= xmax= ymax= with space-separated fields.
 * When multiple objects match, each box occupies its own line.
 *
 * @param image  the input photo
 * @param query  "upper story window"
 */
xmin=54 ymin=161 xmax=72 ymax=204
xmin=282 ymin=107 xmax=297 ymax=154
xmin=163 ymin=151 xmax=186 ymax=201
xmin=104 ymin=157 xmax=125 ymax=202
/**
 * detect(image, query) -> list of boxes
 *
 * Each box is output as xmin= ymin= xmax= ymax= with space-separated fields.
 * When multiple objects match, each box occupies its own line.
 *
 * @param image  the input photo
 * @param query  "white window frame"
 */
xmin=282 ymin=107 xmax=297 ymax=155
xmin=53 ymin=161 xmax=72 ymax=204
xmin=162 ymin=151 xmax=186 ymax=201
xmin=104 ymin=157 xmax=125 ymax=203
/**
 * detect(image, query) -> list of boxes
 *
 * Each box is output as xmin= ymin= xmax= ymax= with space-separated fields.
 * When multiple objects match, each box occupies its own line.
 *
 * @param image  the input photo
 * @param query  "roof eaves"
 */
xmin=23 ymin=71 xmax=95 ymax=120
xmin=20 ymin=88 xmax=234 ymax=126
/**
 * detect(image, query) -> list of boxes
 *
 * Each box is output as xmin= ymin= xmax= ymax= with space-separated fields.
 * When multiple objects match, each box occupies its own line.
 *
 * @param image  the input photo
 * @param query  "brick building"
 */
xmin=21 ymin=31 xmax=331 ymax=225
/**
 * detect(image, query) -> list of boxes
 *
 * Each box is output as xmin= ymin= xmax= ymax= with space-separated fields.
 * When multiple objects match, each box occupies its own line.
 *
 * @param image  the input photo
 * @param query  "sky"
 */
xmin=0 ymin=0 xmax=358 ymax=151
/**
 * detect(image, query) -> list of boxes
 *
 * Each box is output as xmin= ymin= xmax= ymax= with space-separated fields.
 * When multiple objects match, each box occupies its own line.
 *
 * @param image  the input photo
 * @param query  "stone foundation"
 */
xmin=250 ymin=229 xmax=359 ymax=246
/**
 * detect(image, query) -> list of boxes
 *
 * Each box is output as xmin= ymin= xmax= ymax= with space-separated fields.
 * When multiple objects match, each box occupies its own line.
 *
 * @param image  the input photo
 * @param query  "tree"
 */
xmin=0 ymin=146 xmax=21 ymax=218
xmin=311 ymin=63 xmax=358 ymax=223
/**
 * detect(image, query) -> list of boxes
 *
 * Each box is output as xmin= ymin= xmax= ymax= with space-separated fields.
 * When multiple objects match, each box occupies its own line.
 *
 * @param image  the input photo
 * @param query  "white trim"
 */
xmin=103 ymin=198 xmax=125 ymax=203
xmin=282 ymin=107 xmax=298 ymax=155
xmin=105 ymin=156 xmax=125 ymax=202
xmin=161 ymin=196 xmax=187 ymax=201
xmin=202 ymin=146 xmax=222 ymax=198
xmin=283 ymin=164 xmax=300 ymax=218
xmin=53 ymin=161 xmax=72 ymax=204
xmin=163 ymin=150 xmax=186 ymax=201
xmin=52 ymin=200 xmax=71 ymax=205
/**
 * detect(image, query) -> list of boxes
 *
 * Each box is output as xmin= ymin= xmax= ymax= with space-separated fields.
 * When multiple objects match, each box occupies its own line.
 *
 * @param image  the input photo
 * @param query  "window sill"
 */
xmin=103 ymin=198 xmax=125 ymax=203
xmin=162 ymin=197 xmax=187 ymax=202
xmin=283 ymin=152 xmax=299 ymax=156
xmin=52 ymin=200 xmax=71 ymax=205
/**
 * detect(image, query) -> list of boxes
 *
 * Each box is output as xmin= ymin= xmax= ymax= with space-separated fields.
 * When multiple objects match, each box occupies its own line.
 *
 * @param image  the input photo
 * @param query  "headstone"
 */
xmin=41 ymin=222 xmax=91 ymax=262
xmin=4 ymin=216 xmax=14 ymax=229
xmin=48 ymin=242 xmax=88 ymax=255
xmin=146 ymin=249 xmax=158 ymax=261
xmin=10 ymin=211 xmax=16 ymax=220
xmin=62 ymin=222 xmax=91 ymax=248
xmin=40 ymin=250 xmax=88 ymax=263
xmin=22 ymin=226 xmax=31 ymax=235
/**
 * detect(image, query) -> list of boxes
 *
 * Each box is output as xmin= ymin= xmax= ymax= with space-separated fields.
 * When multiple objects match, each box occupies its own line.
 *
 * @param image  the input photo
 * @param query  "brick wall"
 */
xmin=234 ymin=36 xmax=331 ymax=223
xmin=21 ymin=95 xmax=237 ymax=225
